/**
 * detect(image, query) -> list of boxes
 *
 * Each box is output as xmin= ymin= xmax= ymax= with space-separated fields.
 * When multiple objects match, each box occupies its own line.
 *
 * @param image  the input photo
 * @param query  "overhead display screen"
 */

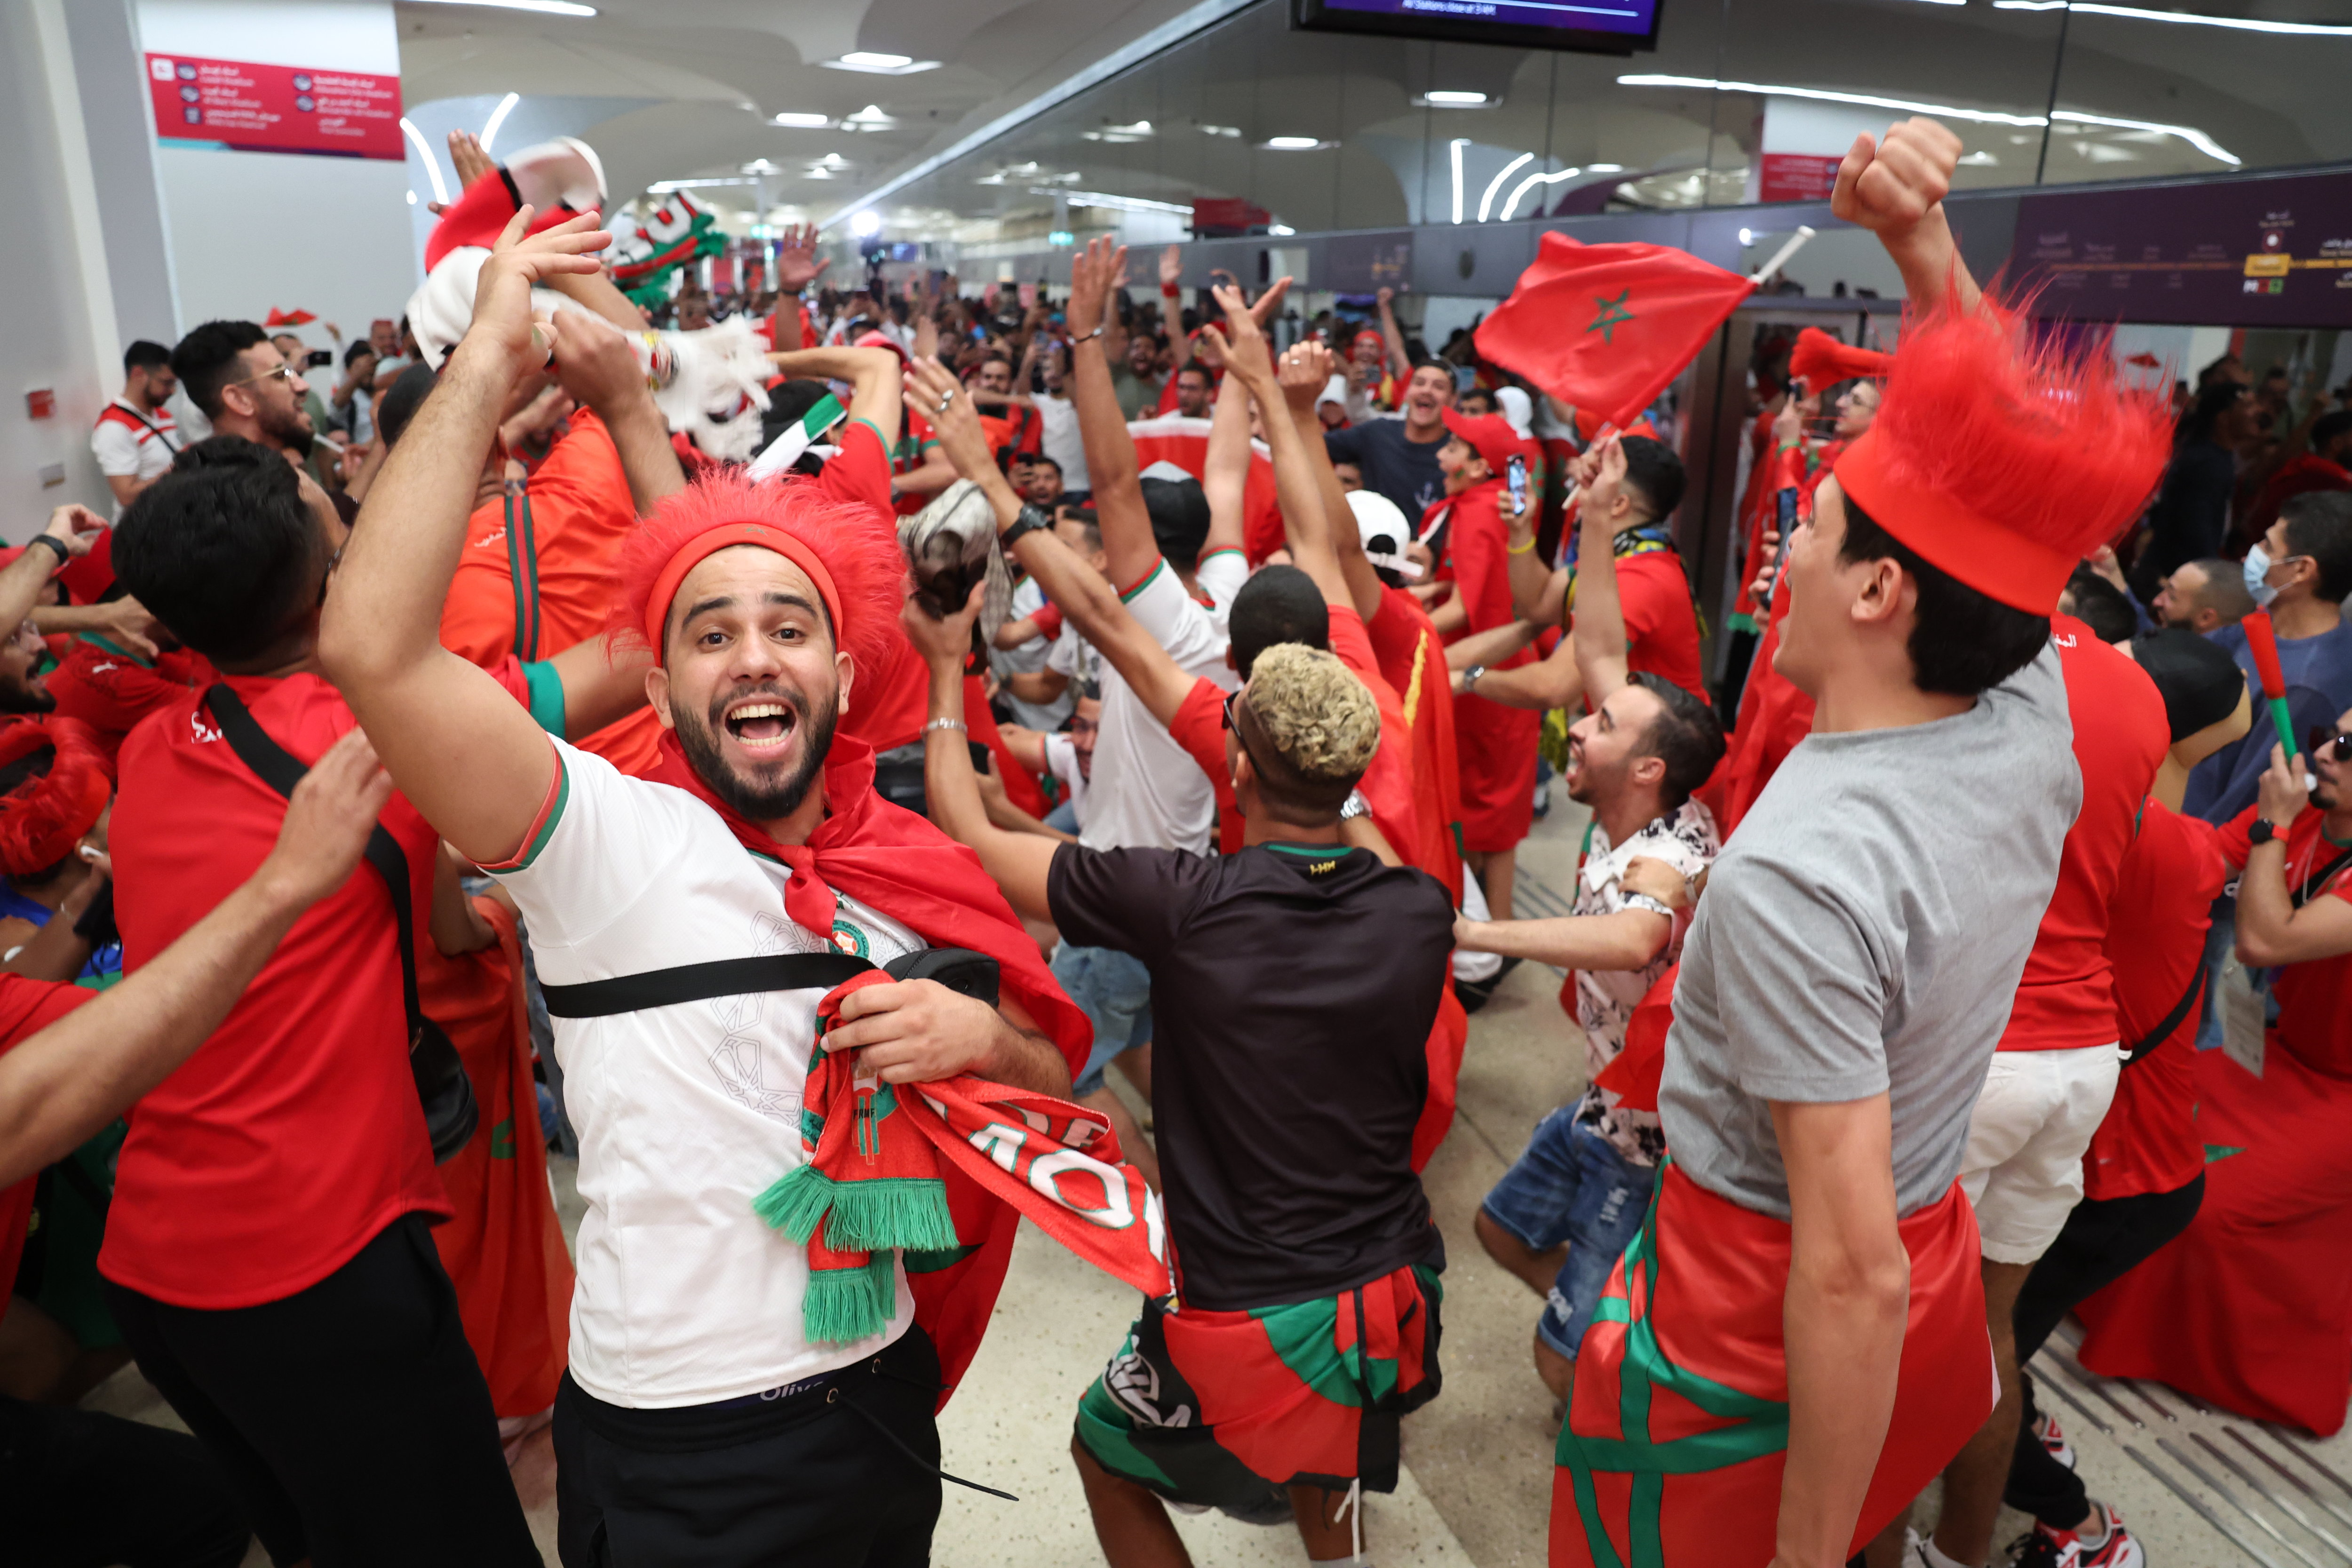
xmin=1293 ymin=0 xmax=1661 ymax=53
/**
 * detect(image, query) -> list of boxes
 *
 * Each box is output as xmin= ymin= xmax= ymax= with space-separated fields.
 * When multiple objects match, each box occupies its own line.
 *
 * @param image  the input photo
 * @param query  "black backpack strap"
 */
xmin=542 ymin=953 xmax=874 ymax=1018
xmin=204 ymin=685 xmax=425 ymax=1032
xmin=2123 ymin=961 xmax=2207 ymax=1066
xmin=539 ymin=947 xmax=1000 ymax=1019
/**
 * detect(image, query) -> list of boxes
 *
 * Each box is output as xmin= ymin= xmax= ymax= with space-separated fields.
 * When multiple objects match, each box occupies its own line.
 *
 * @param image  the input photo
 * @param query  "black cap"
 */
xmin=2132 ymin=628 xmax=2246 ymax=741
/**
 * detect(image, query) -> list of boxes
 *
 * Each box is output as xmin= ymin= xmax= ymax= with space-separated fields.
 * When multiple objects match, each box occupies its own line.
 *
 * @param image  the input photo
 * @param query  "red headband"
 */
xmin=1833 ymin=429 xmax=2074 ymax=615
xmin=641 ymin=523 xmax=847 ymax=653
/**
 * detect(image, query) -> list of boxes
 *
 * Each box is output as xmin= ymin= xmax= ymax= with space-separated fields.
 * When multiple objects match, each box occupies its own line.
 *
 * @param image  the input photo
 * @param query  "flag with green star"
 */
xmin=1476 ymin=232 xmax=1756 ymax=431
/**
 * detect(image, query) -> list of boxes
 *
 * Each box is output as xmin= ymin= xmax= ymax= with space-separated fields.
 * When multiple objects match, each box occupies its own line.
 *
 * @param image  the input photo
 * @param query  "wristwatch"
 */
xmin=26 ymin=533 xmax=70 ymax=565
xmin=1621 ymin=892 xmax=1675 ymax=919
xmin=2249 ymin=818 xmax=2278 ymax=846
xmin=1001 ymin=503 xmax=1050 ymax=548
xmin=1462 ymin=664 xmax=1487 ymax=692
xmin=1339 ymin=788 xmax=1370 ymax=822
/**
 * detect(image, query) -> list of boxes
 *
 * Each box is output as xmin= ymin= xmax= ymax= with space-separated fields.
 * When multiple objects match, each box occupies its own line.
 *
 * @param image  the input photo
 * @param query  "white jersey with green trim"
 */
xmin=485 ymin=735 xmax=925 ymax=1409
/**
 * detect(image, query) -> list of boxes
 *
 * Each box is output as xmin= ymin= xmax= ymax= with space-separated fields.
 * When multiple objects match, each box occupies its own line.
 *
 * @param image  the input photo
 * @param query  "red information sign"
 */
xmin=1757 ymin=153 xmax=1841 ymax=204
xmin=146 ymin=53 xmax=402 ymax=161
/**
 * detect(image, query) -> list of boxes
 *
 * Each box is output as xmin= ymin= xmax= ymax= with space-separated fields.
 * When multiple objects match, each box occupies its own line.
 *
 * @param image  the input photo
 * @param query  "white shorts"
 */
xmin=1959 ymin=1043 xmax=2122 ymax=1266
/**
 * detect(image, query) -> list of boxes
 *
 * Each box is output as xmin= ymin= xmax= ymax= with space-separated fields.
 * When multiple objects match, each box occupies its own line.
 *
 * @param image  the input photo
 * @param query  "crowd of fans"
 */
xmin=4 ymin=112 xmax=2350 ymax=1568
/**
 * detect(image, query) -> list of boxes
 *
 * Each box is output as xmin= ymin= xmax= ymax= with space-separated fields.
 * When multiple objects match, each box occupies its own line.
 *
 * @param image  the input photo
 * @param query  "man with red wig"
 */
xmin=319 ymin=210 xmax=1086 ymax=1566
xmin=1549 ymin=119 xmax=2173 ymax=1568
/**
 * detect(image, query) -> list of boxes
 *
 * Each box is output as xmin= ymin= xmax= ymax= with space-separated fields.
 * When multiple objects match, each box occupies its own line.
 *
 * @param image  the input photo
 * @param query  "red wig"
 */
xmin=1835 ymin=295 xmax=2171 ymax=615
xmin=616 ymin=467 xmax=908 ymax=675
xmin=0 ymin=717 xmax=111 ymax=879
xmin=1788 ymin=327 xmax=1891 ymax=390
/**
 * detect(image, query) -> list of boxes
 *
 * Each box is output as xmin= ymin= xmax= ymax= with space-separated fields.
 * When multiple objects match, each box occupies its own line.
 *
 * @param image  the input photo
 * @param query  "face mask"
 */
xmin=2245 ymin=544 xmax=2280 ymax=608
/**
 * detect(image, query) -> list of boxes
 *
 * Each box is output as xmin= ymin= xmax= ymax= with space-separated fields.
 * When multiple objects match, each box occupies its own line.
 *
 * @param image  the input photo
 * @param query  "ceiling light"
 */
xmin=818 ymin=152 xmax=849 ymax=168
xmin=398 ymin=117 xmax=451 ymax=205
xmin=646 ymin=177 xmax=759 ymax=192
xmin=1993 ymin=0 xmax=2352 ymax=33
xmin=1268 ymin=223 xmax=1295 ymax=235
xmin=771 ymin=111 xmax=832 ymax=129
xmin=1587 ymin=162 xmax=1625 ymax=173
xmin=1420 ymin=90 xmax=1490 ymax=106
xmin=1616 ymin=74 xmax=2236 ymax=164
xmin=1738 ymin=227 xmax=1753 ymax=245
xmin=850 ymin=210 xmax=883 ymax=237
xmin=1499 ymin=166 xmax=1581 ymax=222
xmin=843 ymin=104 xmax=897 ymax=131
xmin=825 ymin=52 xmax=939 ymax=74
xmin=1198 ymin=123 xmax=1242 ymax=138
xmin=1041 ymin=189 xmax=1193 ymax=216
xmin=1959 ymin=150 xmax=1999 ymax=165
xmin=1081 ymin=120 xmax=1155 ymax=143
xmin=479 ymin=91 xmax=520 ymax=154
xmin=741 ymin=158 xmax=780 ymax=174
xmin=406 ymin=189 xmax=419 ymax=206
xmin=1263 ymin=136 xmax=1329 ymax=151
xmin=406 ymin=0 xmax=597 ymax=15
xmin=1477 ymin=151 xmax=1535 ymax=223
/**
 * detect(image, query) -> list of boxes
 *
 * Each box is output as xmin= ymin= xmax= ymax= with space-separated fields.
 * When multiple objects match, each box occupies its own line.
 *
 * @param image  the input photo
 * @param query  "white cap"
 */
xmin=1495 ymin=385 xmax=1533 ymax=438
xmin=1318 ymin=373 xmax=1349 ymax=410
xmin=1346 ymin=489 xmax=1423 ymax=579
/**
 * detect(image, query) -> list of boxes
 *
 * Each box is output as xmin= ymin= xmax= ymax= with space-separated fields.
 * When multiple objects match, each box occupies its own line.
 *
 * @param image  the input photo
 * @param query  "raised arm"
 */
xmin=907 ymin=356 xmax=1195 ymax=727
xmin=765 ymin=344 xmax=905 ymax=440
xmin=1156 ymin=247 xmax=1190 ymax=372
xmin=2238 ymin=745 xmax=2352 ymax=965
xmin=1831 ymin=117 xmax=1979 ymax=314
xmin=1510 ymin=446 xmax=1583 ymax=622
xmin=909 ymin=589 xmax=1058 ymax=922
xmin=1457 ymin=630 xmax=1584 ymax=714
xmin=1206 ymin=285 xmax=1346 ymax=611
xmin=2 ymin=507 xmax=104 ymax=638
xmin=1200 ymin=356 xmax=1255 ymax=562
xmin=1278 ymin=346 xmax=1386 ymax=623
xmin=0 ymin=729 xmax=389 ymax=1186
xmin=1569 ymin=434 xmax=1634 ymax=703
xmin=544 ymin=310 xmax=685 ymax=516
xmin=1065 ymin=238 xmax=1159 ymax=589
xmin=318 ymin=208 xmax=613 ymax=866
xmin=1375 ymin=287 xmax=1411 ymax=380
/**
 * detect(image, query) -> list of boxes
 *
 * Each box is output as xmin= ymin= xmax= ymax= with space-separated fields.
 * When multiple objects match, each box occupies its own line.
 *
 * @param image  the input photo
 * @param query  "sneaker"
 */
xmin=2036 ymin=1409 xmax=2077 ymax=1470
xmin=2007 ymin=1506 xmax=2144 ymax=1568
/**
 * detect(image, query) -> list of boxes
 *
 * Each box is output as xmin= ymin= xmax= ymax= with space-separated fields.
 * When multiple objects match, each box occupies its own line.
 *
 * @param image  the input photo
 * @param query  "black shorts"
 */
xmin=553 ymin=1326 xmax=946 ymax=1568
xmin=0 ymin=1394 xmax=250 ymax=1568
xmin=104 ymin=1210 xmax=539 ymax=1568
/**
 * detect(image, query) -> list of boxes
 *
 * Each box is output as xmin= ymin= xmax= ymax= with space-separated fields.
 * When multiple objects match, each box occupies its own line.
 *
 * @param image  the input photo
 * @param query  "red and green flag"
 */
xmin=1475 ymin=234 xmax=1756 ymax=433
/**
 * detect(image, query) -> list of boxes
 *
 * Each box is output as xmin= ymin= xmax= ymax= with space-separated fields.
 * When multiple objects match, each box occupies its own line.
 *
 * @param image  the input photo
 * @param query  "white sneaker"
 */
xmin=2035 ymin=1409 xmax=2077 ymax=1470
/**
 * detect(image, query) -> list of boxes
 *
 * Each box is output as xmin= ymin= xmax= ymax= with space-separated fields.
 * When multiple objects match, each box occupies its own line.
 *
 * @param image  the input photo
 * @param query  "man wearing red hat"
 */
xmin=1550 ymin=119 xmax=2174 ymax=1568
xmin=320 ymin=210 xmax=1089 ymax=1565
xmin=1426 ymin=405 xmax=1542 ymax=927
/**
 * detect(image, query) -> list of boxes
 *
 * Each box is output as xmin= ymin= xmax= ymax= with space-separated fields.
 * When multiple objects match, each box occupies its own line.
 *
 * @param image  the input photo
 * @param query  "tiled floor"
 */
xmin=76 ymin=783 xmax=2352 ymax=1566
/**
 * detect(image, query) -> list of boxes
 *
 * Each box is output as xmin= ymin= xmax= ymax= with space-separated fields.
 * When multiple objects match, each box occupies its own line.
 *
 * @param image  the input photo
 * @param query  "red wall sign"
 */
xmin=146 ymin=53 xmax=403 ymax=160
xmin=1756 ymin=153 xmax=1842 ymax=204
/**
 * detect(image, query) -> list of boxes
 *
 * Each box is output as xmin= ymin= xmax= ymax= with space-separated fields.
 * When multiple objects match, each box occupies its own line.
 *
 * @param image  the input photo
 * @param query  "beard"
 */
xmin=673 ymin=679 xmax=839 ymax=823
xmin=259 ymin=398 xmax=315 ymax=456
xmin=0 ymin=674 xmax=57 ymax=716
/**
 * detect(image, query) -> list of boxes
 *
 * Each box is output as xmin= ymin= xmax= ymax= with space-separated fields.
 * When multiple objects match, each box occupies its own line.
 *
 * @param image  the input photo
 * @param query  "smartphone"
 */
xmin=1506 ymin=454 xmax=1529 ymax=519
xmin=306 ymin=350 xmax=334 ymax=368
xmin=968 ymin=740 xmax=993 ymax=773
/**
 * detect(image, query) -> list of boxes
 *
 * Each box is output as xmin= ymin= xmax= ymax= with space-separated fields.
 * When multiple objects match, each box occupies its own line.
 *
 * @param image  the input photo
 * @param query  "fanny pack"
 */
xmin=203 ymin=685 xmax=479 ymax=1163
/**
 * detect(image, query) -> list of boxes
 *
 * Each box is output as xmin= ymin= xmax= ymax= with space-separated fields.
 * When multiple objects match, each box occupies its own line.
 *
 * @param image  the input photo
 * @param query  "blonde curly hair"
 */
xmin=1243 ymin=643 xmax=1381 ymax=791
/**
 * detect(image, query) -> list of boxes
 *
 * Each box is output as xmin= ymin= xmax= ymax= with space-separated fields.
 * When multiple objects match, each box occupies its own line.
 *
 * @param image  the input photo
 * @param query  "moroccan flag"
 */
xmin=1475 ymin=234 xmax=1754 ymax=432
xmin=262 ymin=307 xmax=316 ymax=326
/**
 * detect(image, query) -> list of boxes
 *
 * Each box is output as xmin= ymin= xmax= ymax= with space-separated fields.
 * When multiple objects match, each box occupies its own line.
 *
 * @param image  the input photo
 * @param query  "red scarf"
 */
xmin=644 ymin=731 xmax=1133 ymax=1401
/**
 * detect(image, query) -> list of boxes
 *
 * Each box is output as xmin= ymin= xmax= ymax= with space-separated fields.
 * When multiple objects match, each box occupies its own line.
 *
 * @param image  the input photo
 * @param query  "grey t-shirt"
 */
xmin=1658 ymin=640 xmax=2078 ymax=1220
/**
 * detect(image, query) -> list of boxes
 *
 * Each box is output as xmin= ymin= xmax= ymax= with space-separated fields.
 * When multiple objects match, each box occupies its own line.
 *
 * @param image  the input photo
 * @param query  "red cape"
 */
xmin=645 ymin=730 xmax=1090 ymax=1405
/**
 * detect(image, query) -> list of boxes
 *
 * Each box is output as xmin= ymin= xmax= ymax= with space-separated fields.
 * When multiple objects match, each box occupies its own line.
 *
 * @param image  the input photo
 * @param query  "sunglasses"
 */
xmin=2307 ymin=728 xmax=2352 ymax=763
xmin=1222 ymin=688 xmax=1266 ymax=773
xmin=226 ymin=362 xmax=299 ymax=391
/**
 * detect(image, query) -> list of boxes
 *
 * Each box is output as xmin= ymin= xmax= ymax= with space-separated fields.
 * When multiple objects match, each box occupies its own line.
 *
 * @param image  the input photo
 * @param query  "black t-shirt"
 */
xmin=1326 ymin=419 xmax=1448 ymax=525
xmin=1047 ymin=840 xmax=1453 ymax=1311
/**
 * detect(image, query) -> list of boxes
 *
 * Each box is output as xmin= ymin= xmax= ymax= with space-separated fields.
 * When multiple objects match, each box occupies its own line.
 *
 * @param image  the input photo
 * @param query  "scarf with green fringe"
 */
xmin=758 ymin=967 xmax=1173 ymax=1344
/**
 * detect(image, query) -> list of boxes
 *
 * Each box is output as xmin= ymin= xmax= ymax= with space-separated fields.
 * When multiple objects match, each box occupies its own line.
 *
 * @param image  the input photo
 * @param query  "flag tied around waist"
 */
xmin=1475 ymin=233 xmax=1755 ymax=433
xmin=755 ymin=969 xmax=1174 ymax=1344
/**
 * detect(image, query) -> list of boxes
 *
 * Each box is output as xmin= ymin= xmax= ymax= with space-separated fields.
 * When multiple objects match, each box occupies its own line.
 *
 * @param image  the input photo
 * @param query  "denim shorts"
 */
xmin=1481 ymin=1107 xmax=1657 ymax=1359
xmin=1049 ymin=942 xmax=1154 ymax=1096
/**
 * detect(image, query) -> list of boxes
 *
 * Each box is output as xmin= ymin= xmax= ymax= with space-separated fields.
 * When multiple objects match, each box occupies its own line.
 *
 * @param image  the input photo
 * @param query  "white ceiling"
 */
xmin=392 ymin=0 xmax=1228 ymax=219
